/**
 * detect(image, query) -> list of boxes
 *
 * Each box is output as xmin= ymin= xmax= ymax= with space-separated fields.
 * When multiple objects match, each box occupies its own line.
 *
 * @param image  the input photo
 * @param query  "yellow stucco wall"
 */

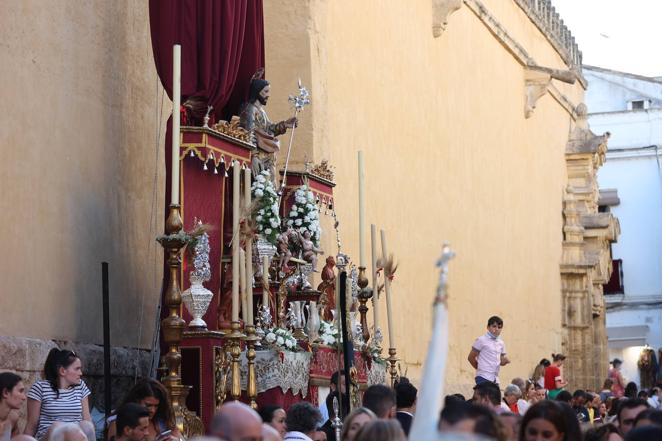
xmin=264 ymin=0 xmax=585 ymax=393
xmin=0 ymin=1 xmax=166 ymax=348
xmin=0 ymin=0 xmax=585 ymax=395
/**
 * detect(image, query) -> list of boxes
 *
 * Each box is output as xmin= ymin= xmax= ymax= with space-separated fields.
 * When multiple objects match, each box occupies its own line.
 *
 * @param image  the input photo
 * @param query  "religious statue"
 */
xmin=277 ymin=228 xmax=294 ymax=272
xmin=317 ymin=256 xmax=336 ymax=322
xmin=240 ymin=69 xmax=297 ymax=179
xmin=299 ymin=230 xmax=323 ymax=272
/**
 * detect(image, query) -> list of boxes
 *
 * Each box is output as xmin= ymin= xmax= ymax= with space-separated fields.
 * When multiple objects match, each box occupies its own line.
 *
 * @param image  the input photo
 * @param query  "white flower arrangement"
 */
xmin=318 ymin=320 xmax=339 ymax=347
xmin=252 ymin=171 xmax=281 ymax=245
xmin=286 ymin=185 xmax=321 ymax=245
xmin=264 ymin=327 xmax=299 ymax=352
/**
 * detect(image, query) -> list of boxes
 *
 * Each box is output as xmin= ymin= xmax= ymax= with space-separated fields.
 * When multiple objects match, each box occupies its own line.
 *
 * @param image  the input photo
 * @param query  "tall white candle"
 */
xmin=244 ymin=169 xmax=254 ymax=326
xmin=381 ymin=230 xmax=396 ymax=348
xmin=371 ymin=224 xmax=380 ymax=331
xmin=232 ymin=162 xmax=241 ymax=322
xmin=358 ymin=151 xmax=366 ymax=267
xmin=170 ymin=44 xmax=181 ymax=205
xmin=240 ymin=248 xmax=247 ymax=323
xmin=262 ymin=256 xmax=269 ymax=312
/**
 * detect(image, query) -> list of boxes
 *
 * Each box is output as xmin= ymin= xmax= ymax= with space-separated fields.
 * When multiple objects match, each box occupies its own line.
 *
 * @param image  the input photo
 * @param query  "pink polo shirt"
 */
xmin=472 ymin=333 xmax=506 ymax=382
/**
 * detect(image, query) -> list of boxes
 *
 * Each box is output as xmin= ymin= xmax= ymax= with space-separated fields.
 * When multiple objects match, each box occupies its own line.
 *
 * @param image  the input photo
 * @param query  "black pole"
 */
xmin=338 ymin=271 xmax=352 ymax=414
xmin=102 ymin=262 xmax=112 ymax=424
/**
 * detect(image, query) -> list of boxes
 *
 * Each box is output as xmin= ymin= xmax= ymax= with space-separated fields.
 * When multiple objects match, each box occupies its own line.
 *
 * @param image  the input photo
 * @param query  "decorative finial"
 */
xmin=435 ymin=243 xmax=455 ymax=304
xmin=288 ymin=79 xmax=311 ymax=111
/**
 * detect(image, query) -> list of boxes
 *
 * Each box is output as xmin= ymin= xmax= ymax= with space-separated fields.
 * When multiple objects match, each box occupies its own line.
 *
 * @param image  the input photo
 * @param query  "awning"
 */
xmin=607 ymin=325 xmax=649 ymax=349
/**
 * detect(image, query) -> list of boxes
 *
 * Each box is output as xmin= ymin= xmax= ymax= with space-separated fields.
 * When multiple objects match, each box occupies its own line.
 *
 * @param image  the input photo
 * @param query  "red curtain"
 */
xmin=149 ymin=0 xmax=265 ymax=119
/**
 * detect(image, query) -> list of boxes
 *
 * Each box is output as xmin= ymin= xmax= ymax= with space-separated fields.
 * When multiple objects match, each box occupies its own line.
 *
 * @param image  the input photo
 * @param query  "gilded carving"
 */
xmin=309 ymin=159 xmax=335 ymax=182
xmin=212 ymin=116 xmax=253 ymax=144
xmin=214 ymin=346 xmax=230 ymax=407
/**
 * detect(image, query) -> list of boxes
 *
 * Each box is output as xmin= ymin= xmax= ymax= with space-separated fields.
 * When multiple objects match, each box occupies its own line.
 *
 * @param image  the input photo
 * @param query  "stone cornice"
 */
xmin=461 ymin=0 xmax=585 ymax=120
xmin=513 ymin=0 xmax=583 ymax=71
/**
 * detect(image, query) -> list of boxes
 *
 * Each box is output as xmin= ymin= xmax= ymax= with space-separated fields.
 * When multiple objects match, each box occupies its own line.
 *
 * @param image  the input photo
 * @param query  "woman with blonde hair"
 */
xmin=354 ymin=420 xmax=404 ymax=441
xmin=340 ymin=407 xmax=376 ymax=441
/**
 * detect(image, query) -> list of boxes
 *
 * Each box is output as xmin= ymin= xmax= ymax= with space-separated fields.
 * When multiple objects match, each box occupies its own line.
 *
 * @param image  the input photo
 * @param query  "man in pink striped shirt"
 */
xmin=467 ymin=316 xmax=510 ymax=385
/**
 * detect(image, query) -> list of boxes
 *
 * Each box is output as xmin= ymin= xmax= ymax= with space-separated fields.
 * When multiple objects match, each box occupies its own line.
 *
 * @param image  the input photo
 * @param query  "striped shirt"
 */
xmin=27 ymin=380 xmax=91 ymax=440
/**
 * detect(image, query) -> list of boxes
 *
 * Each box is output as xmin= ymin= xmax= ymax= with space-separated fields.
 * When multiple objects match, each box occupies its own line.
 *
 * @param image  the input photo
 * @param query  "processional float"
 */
xmin=156 ymin=45 xmax=413 ymax=435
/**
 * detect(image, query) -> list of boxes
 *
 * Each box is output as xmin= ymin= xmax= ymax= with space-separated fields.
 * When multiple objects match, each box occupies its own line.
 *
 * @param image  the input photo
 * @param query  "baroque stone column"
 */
xmin=561 ymin=104 xmax=618 ymax=389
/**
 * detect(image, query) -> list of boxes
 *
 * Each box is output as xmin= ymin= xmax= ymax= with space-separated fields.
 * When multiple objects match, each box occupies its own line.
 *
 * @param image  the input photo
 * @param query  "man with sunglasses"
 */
xmin=468 ymin=316 xmax=510 ymax=385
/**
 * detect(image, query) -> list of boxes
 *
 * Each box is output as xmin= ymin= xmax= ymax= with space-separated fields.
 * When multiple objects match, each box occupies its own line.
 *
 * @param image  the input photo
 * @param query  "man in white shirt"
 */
xmin=467 ymin=316 xmax=510 ymax=385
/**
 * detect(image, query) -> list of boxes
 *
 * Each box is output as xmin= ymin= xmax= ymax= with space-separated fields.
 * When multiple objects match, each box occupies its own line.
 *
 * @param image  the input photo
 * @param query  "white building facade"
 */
xmin=584 ymin=65 xmax=662 ymax=389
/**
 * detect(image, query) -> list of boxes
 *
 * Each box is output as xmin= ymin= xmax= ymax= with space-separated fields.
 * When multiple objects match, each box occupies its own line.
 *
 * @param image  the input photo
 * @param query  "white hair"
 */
xmin=504 ymin=384 xmax=522 ymax=398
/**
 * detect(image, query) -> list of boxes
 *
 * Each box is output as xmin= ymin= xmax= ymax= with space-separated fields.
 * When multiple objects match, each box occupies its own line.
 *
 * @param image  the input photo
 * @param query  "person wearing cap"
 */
xmin=609 ymin=358 xmax=625 ymax=398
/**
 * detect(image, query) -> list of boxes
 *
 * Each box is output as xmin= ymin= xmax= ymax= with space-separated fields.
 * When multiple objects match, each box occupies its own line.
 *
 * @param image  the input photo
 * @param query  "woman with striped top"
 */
xmin=24 ymin=349 xmax=91 ymax=440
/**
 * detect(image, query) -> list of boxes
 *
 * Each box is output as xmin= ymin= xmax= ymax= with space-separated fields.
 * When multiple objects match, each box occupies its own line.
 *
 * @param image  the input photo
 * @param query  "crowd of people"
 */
xmin=3 ymin=323 xmax=662 ymax=441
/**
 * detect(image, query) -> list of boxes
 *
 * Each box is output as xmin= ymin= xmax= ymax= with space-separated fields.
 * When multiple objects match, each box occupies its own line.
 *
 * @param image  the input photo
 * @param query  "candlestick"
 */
xmin=244 ymin=325 xmax=259 ymax=408
xmin=232 ymin=162 xmax=241 ymax=322
xmin=357 ymin=267 xmax=372 ymax=344
xmin=262 ymin=256 xmax=269 ymax=312
xmin=380 ymin=230 xmax=396 ymax=348
xmin=171 ymin=45 xmax=181 ymax=205
xmin=387 ymin=347 xmax=399 ymax=388
xmin=358 ymin=151 xmax=366 ymax=267
xmin=244 ymin=169 xmax=254 ymax=326
xmin=240 ymin=248 xmax=247 ymax=324
xmin=370 ymin=224 xmax=379 ymax=331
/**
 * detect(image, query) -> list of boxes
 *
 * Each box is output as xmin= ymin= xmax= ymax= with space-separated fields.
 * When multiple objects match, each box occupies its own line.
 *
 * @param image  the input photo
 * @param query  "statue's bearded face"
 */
xmin=258 ymin=84 xmax=270 ymax=105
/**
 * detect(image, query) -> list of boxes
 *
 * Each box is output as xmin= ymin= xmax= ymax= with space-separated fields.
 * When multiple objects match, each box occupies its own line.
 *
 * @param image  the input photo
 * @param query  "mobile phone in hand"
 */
xmin=156 ymin=430 xmax=172 ymax=441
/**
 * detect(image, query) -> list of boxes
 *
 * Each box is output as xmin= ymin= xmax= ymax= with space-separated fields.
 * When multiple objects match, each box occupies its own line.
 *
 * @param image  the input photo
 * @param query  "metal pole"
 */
xmin=339 ymin=271 xmax=352 ymax=414
xmin=102 ymin=262 xmax=112 ymax=425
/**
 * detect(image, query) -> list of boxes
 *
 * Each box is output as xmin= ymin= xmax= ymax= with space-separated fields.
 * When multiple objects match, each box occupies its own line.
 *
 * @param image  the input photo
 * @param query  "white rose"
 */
xmin=289 ymin=211 xmax=297 ymax=217
xmin=276 ymin=336 xmax=285 ymax=346
xmin=266 ymin=332 xmax=276 ymax=343
xmin=287 ymin=220 xmax=294 ymax=226
xmin=270 ymin=219 xmax=279 ymax=228
xmin=298 ymin=207 xmax=304 ymax=212
xmin=255 ymin=189 xmax=264 ymax=197
xmin=285 ymin=339 xmax=294 ymax=348
xmin=291 ymin=204 xmax=297 ymax=211
xmin=256 ymin=215 xmax=263 ymax=222
xmin=271 ymin=204 xmax=278 ymax=214
xmin=295 ymin=219 xmax=302 ymax=226
xmin=256 ymin=175 xmax=266 ymax=183
xmin=265 ymin=228 xmax=272 ymax=234
xmin=259 ymin=209 xmax=265 ymax=215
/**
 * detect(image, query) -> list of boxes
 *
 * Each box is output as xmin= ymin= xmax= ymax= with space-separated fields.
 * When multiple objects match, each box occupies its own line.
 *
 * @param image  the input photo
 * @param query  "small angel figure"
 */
xmin=300 ymin=230 xmax=323 ymax=271
xmin=277 ymin=228 xmax=293 ymax=272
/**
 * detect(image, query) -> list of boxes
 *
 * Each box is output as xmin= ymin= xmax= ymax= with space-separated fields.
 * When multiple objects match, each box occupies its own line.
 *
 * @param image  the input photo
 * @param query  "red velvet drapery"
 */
xmin=149 ymin=0 xmax=265 ymax=119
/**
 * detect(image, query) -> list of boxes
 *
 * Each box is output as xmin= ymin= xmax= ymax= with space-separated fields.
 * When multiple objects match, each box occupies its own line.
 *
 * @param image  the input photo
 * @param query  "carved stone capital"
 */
xmin=432 ymin=0 xmax=463 ymax=38
xmin=524 ymin=69 xmax=551 ymax=118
